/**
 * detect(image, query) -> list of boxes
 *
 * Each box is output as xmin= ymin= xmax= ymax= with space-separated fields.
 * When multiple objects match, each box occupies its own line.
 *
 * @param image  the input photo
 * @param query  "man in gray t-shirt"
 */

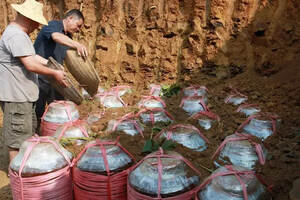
xmin=0 ymin=0 xmax=67 ymax=164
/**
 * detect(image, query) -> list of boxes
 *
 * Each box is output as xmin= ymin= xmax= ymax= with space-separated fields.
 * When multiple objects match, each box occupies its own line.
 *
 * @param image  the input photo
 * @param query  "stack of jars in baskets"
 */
xmin=9 ymin=100 xmax=136 ymax=200
xmin=9 ymin=84 xmax=279 ymax=200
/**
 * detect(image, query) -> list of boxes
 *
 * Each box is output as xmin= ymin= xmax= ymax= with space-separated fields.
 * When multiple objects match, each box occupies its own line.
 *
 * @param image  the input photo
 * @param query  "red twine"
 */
xmin=72 ymin=138 xmax=135 ymax=200
xmin=9 ymin=135 xmax=72 ymax=200
xmin=154 ymin=124 xmax=210 ymax=144
xmin=149 ymin=85 xmax=162 ymax=96
xmin=224 ymin=87 xmax=248 ymax=104
xmin=179 ymin=96 xmax=208 ymax=110
xmin=40 ymin=101 xmax=77 ymax=136
xmin=112 ymin=112 xmax=144 ymax=137
xmin=197 ymin=165 xmax=255 ymax=200
xmin=127 ymin=149 xmax=201 ymax=200
xmin=56 ymin=120 xmax=90 ymax=140
xmin=183 ymin=85 xmax=208 ymax=97
xmin=212 ymin=132 xmax=266 ymax=165
xmin=236 ymin=104 xmax=261 ymax=113
xmin=192 ymin=110 xmax=220 ymax=122
xmin=138 ymin=95 xmax=166 ymax=108
xmin=238 ymin=113 xmax=279 ymax=135
xmin=136 ymin=108 xmax=174 ymax=125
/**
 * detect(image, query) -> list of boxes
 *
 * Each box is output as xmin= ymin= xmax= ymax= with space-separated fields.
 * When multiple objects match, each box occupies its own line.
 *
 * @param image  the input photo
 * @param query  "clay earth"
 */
xmin=0 ymin=0 xmax=299 ymax=200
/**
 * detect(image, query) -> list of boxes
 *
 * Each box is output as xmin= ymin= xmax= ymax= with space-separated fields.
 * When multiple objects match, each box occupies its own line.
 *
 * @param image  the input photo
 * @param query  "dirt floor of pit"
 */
xmin=0 ymin=61 xmax=299 ymax=200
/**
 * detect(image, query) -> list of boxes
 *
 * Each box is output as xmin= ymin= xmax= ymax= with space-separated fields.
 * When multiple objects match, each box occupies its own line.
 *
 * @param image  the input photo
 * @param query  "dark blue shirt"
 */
xmin=34 ymin=20 xmax=71 ymax=65
xmin=34 ymin=20 xmax=72 ymax=84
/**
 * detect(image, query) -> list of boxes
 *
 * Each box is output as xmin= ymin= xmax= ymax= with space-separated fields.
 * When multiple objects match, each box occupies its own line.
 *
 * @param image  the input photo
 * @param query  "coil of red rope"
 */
xmin=9 ymin=135 xmax=73 ymax=200
xmin=72 ymin=137 xmax=136 ymax=200
xmin=127 ymin=149 xmax=201 ymax=200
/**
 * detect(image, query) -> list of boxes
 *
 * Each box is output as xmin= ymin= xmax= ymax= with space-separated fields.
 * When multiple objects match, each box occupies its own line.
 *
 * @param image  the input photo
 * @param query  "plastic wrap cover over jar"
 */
xmin=43 ymin=101 xmax=79 ymax=123
xmin=225 ymin=95 xmax=247 ymax=105
xmin=159 ymin=125 xmax=207 ymax=152
xmin=107 ymin=119 xmax=144 ymax=136
xmin=53 ymin=121 xmax=91 ymax=144
xmin=242 ymin=118 xmax=275 ymax=140
xmin=215 ymin=134 xmax=267 ymax=170
xmin=238 ymin=105 xmax=261 ymax=117
xmin=183 ymin=86 xmax=207 ymax=97
xmin=76 ymin=141 xmax=133 ymax=173
xmin=138 ymin=97 xmax=165 ymax=109
xmin=110 ymin=85 xmax=132 ymax=97
xmin=198 ymin=118 xmax=214 ymax=130
xmin=181 ymin=97 xmax=208 ymax=115
xmin=198 ymin=166 xmax=269 ymax=200
xmin=149 ymin=84 xmax=162 ymax=97
xmin=100 ymin=95 xmax=125 ymax=108
xmin=192 ymin=111 xmax=220 ymax=130
xmin=139 ymin=109 xmax=173 ymax=124
xmin=129 ymin=151 xmax=200 ymax=197
xmin=10 ymin=137 xmax=73 ymax=176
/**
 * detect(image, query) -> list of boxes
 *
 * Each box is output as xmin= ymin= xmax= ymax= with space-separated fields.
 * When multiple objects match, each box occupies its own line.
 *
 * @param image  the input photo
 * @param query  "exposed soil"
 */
xmin=0 ymin=0 xmax=299 ymax=199
xmin=1 ymin=59 xmax=299 ymax=199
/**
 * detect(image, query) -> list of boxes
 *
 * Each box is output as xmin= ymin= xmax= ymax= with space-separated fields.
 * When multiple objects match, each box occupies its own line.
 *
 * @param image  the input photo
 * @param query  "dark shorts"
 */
xmin=1 ymin=102 xmax=37 ymax=149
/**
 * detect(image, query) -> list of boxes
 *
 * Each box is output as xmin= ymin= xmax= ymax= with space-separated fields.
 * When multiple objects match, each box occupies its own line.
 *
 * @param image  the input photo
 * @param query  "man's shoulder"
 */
xmin=2 ymin=25 xmax=28 ymax=42
xmin=48 ymin=20 xmax=62 ymax=25
xmin=41 ymin=20 xmax=63 ymax=31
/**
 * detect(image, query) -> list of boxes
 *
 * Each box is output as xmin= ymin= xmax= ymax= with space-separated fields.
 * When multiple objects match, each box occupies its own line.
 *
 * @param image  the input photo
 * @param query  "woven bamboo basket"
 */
xmin=64 ymin=49 xmax=100 ymax=97
xmin=47 ymin=57 xmax=83 ymax=105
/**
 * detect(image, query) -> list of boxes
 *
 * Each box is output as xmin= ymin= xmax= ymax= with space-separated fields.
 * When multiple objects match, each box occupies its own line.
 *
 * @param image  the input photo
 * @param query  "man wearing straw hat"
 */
xmin=34 ymin=9 xmax=87 ymax=128
xmin=0 ymin=0 xmax=67 ymax=163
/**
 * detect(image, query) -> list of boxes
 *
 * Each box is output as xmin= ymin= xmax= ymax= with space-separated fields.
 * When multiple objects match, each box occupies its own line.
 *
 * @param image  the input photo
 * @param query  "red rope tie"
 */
xmin=238 ymin=113 xmax=279 ymax=135
xmin=72 ymin=138 xmax=136 ymax=200
xmin=138 ymin=95 xmax=166 ymax=108
xmin=112 ymin=112 xmax=135 ymax=131
xmin=236 ymin=104 xmax=261 ymax=113
xmin=40 ymin=101 xmax=77 ymax=136
xmin=136 ymin=108 xmax=174 ymax=125
xmin=224 ymin=87 xmax=248 ymax=104
xmin=10 ymin=166 xmax=72 ymax=200
xmin=99 ymin=143 xmax=112 ymax=199
xmin=10 ymin=135 xmax=72 ymax=200
xmin=149 ymin=85 xmax=161 ymax=96
xmin=112 ymin=113 xmax=144 ymax=137
xmin=197 ymin=165 xmax=255 ymax=200
xmin=95 ymin=91 xmax=127 ymax=107
xmin=155 ymin=124 xmax=210 ymax=144
xmin=191 ymin=110 xmax=220 ymax=121
xmin=57 ymin=120 xmax=89 ymax=140
xmin=128 ymin=149 xmax=201 ymax=200
xmin=110 ymin=85 xmax=131 ymax=95
xmin=212 ymin=132 xmax=265 ymax=165
xmin=179 ymin=96 xmax=208 ymax=111
xmin=184 ymin=85 xmax=208 ymax=96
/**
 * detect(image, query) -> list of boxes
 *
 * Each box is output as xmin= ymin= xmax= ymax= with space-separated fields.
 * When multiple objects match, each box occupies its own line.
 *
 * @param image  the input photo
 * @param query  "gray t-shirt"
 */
xmin=0 ymin=25 xmax=38 ymax=102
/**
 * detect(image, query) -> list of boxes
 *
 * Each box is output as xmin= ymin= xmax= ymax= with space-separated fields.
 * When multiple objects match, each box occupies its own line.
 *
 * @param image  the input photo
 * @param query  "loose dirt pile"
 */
xmin=0 ymin=59 xmax=299 ymax=200
xmin=0 ymin=0 xmax=299 ymax=199
xmin=76 ymin=59 xmax=300 ymax=200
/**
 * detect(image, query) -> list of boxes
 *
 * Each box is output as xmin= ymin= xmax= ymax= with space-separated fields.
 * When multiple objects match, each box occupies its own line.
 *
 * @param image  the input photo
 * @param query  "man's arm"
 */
xmin=51 ymin=32 xmax=88 ymax=58
xmin=19 ymin=55 xmax=67 ymax=86
xmin=34 ymin=54 xmax=48 ymax=65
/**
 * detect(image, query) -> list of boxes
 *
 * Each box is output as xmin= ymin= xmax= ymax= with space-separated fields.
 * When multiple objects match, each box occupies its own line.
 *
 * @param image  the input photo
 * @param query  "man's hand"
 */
xmin=53 ymin=70 xmax=68 ymax=87
xmin=20 ymin=55 xmax=68 ymax=88
xmin=75 ymin=42 xmax=88 ymax=59
xmin=51 ymin=32 xmax=88 ymax=59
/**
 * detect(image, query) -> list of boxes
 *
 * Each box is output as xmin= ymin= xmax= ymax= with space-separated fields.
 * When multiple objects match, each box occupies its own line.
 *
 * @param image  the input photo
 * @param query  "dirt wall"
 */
xmin=0 ymin=0 xmax=299 ymax=86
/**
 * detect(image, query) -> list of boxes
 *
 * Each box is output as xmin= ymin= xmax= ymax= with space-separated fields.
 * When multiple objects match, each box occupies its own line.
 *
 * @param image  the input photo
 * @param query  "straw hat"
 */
xmin=11 ymin=0 xmax=48 ymax=25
